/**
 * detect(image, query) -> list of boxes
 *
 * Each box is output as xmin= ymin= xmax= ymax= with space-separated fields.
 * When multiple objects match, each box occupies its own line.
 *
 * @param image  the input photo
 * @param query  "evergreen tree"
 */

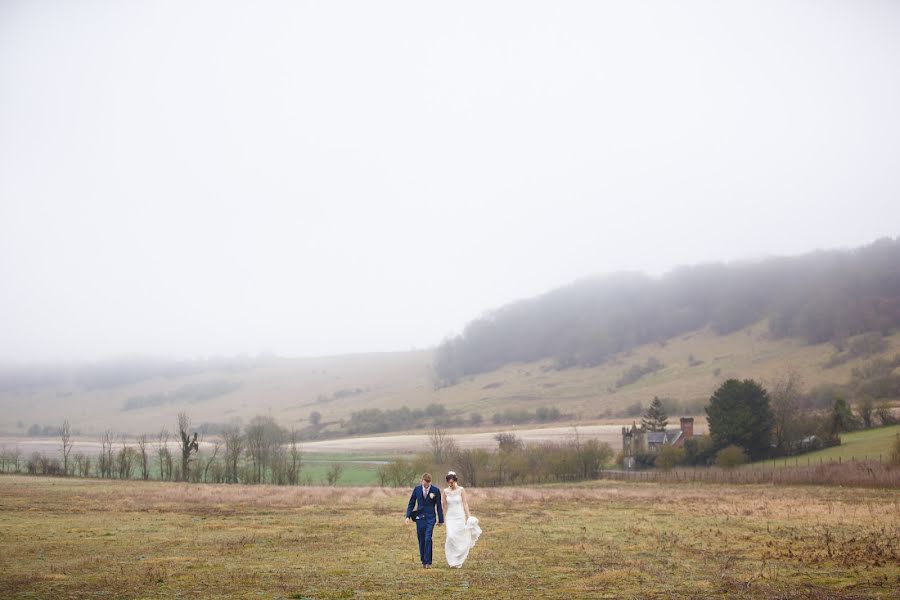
xmin=705 ymin=379 xmax=775 ymax=460
xmin=830 ymin=398 xmax=858 ymax=434
xmin=641 ymin=396 xmax=668 ymax=432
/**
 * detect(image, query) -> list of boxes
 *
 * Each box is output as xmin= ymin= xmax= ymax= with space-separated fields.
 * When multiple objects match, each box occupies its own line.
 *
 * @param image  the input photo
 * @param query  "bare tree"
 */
xmin=875 ymin=401 xmax=896 ymax=426
xmin=60 ymin=420 xmax=73 ymax=476
xmin=287 ymin=428 xmax=303 ymax=485
xmin=429 ymin=427 xmax=457 ymax=464
xmin=202 ymin=440 xmax=221 ymax=483
xmin=222 ymin=425 xmax=243 ymax=484
xmin=156 ymin=429 xmax=171 ymax=481
xmin=117 ymin=437 xmax=135 ymax=479
xmin=136 ymin=435 xmax=150 ymax=480
xmin=325 ymin=463 xmax=343 ymax=486
xmin=376 ymin=464 xmax=389 ymax=487
xmin=858 ymin=396 xmax=875 ymax=429
xmin=12 ymin=445 xmax=22 ymax=473
xmin=245 ymin=415 xmax=283 ymax=484
xmin=73 ymin=452 xmax=85 ymax=478
xmin=99 ymin=431 xmax=115 ymax=479
xmin=494 ymin=432 xmax=522 ymax=485
xmin=771 ymin=371 xmax=804 ymax=453
xmin=453 ymin=448 xmax=490 ymax=488
xmin=176 ymin=412 xmax=199 ymax=481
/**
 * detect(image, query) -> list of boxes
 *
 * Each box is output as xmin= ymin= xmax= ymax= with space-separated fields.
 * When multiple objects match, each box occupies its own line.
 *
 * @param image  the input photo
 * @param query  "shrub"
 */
xmin=715 ymin=445 xmax=748 ymax=469
xmin=655 ymin=445 xmax=685 ymax=471
xmin=683 ymin=435 xmax=716 ymax=466
xmin=632 ymin=452 xmax=657 ymax=469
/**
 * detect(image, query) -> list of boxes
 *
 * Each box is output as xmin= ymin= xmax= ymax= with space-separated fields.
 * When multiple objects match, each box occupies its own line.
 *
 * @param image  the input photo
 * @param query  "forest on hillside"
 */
xmin=434 ymin=238 xmax=900 ymax=385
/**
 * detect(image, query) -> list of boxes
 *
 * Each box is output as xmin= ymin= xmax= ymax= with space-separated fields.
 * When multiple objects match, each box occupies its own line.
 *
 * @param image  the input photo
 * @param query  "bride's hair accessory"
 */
xmin=446 ymin=471 xmax=458 ymax=482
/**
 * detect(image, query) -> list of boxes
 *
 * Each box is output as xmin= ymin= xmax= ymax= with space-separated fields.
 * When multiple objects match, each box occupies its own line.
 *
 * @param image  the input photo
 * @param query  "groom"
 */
xmin=405 ymin=472 xmax=444 ymax=568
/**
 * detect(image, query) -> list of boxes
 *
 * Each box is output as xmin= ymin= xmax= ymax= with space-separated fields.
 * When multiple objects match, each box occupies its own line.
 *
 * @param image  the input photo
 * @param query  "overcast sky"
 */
xmin=1 ymin=1 xmax=899 ymax=363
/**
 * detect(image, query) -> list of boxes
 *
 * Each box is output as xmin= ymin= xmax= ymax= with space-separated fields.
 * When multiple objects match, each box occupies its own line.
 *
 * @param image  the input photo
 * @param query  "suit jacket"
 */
xmin=406 ymin=484 xmax=444 ymax=524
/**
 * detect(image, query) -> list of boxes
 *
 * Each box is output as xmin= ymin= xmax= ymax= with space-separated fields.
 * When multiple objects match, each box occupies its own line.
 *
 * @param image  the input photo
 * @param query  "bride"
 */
xmin=442 ymin=471 xmax=481 ymax=568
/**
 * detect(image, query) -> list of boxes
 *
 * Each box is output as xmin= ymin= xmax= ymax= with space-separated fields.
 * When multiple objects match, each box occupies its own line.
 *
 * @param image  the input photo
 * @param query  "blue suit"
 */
xmin=406 ymin=484 xmax=444 ymax=566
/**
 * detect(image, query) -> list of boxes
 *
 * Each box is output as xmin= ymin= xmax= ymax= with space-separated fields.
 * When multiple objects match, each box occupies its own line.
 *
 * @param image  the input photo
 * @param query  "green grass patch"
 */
xmin=749 ymin=425 xmax=900 ymax=468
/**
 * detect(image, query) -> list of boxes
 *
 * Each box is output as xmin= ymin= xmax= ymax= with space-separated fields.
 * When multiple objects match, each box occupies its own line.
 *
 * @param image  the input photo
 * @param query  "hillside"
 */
xmin=2 ymin=321 xmax=898 ymax=439
xmin=434 ymin=237 xmax=900 ymax=384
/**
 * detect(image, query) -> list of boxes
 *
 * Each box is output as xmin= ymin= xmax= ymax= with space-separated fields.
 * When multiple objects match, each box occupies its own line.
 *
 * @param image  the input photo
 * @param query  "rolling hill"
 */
xmin=1 ymin=321 xmax=897 ymax=440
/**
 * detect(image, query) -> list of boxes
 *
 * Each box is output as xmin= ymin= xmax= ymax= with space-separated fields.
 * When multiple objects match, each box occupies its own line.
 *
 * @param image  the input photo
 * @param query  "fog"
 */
xmin=2 ymin=1 xmax=899 ymax=363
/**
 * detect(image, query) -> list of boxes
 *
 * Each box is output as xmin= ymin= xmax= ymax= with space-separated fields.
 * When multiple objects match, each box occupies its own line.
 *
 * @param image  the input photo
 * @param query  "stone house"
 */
xmin=622 ymin=417 xmax=694 ymax=469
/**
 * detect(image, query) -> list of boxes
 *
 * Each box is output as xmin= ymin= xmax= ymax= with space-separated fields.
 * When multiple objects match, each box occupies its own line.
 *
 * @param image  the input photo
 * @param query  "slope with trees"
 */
xmin=434 ymin=238 xmax=900 ymax=384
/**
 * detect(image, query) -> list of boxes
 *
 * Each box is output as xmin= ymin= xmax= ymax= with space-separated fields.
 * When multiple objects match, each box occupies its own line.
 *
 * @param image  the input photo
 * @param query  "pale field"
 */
xmin=1 ymin=475 xmax=898 ymax=599
xmin=1 ymin=323 xmax=895 ymax=439
xmin=0 ymin=420 xmax=710 ymax=458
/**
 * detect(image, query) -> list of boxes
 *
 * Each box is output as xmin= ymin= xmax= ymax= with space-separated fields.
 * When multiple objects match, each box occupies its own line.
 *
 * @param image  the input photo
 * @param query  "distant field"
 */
xmin=2 ymin=324 xmax=897 ymax=439
xmin=1 ymin=476 xmax=898 ymax=599
xmin=296 ymin=421 xmax=710 ymax=454
xmin=753 ymin=425 xmax=900 ymax=469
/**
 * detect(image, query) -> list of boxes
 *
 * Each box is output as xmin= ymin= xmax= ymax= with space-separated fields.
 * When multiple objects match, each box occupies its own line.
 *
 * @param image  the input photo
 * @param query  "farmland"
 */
xmin=1 ymin=476 xmax=898 ymax=599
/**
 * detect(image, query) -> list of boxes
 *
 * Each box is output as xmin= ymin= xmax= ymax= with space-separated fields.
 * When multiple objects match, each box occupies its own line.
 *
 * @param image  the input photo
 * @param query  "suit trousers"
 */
xmin=416 ymin=518 xmax=435 ymax=565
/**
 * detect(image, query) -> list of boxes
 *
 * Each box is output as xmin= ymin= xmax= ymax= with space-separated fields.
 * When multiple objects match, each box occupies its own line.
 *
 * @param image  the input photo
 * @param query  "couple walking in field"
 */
xmin=405 ymin=471 xmax=481 ymax=568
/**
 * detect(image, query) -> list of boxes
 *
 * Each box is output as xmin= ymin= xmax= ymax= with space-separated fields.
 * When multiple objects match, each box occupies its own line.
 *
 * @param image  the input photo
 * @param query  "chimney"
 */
xmin=680 ymin=417 xmax=694 ymax=439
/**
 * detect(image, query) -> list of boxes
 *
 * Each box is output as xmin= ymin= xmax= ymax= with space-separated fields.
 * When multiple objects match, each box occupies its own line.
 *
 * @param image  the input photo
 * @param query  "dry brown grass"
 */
xmin=1 ymin=475 xmax=899 ymax=599
xmin=605 ymin=461 xmax=900 ymax=488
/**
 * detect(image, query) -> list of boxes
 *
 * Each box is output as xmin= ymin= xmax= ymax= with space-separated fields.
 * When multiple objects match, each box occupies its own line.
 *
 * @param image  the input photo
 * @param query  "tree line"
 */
xmin=434 ymin=237 xmax=900 ymax=385
xmin=376 ymin=428 xmax=614 ymax=488
xmin=0 ymin=412 xmax=614 ymax=488
xmin=0 ymin=412 xmax=308 ymax=485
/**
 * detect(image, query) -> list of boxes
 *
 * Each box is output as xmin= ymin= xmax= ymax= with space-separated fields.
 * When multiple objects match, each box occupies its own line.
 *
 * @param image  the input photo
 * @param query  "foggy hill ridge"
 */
xmin=434 ymin=237 xmax=900 ymax=385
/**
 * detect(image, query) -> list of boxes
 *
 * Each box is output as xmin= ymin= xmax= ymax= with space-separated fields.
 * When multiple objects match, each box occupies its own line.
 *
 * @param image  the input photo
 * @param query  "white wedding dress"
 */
xmin=444 ymin=486 xmax=481 ymax=568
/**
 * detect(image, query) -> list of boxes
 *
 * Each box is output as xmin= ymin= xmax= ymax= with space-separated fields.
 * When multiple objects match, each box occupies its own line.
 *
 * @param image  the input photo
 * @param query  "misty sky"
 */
xmin=2 ymin=1 xmax=899 ymax=363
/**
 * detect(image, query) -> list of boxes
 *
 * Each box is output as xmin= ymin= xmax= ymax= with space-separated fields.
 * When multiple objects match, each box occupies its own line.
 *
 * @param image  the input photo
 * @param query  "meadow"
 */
xmin=1 ymin=476 xmax=898 ymax=599
xmin=754 ymin=425 xmax=900 ymax=469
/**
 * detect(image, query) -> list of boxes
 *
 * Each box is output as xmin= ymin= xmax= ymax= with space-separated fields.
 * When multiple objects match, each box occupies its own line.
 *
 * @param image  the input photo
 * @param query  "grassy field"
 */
xmin=1 ymin=476 xmax=898 ymax=599
xmin=752 ymin=425 xmax=900 ymax=469
xmin=300 ymin=453 xmax=393 ymax=486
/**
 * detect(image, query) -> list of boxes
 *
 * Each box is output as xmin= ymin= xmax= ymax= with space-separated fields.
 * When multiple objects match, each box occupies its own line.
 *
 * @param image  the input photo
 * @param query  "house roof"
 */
xmin=646 ymin=432 xmax=667 ymax=444
xmin=646 ymin=430 xmax=683 ymax=445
